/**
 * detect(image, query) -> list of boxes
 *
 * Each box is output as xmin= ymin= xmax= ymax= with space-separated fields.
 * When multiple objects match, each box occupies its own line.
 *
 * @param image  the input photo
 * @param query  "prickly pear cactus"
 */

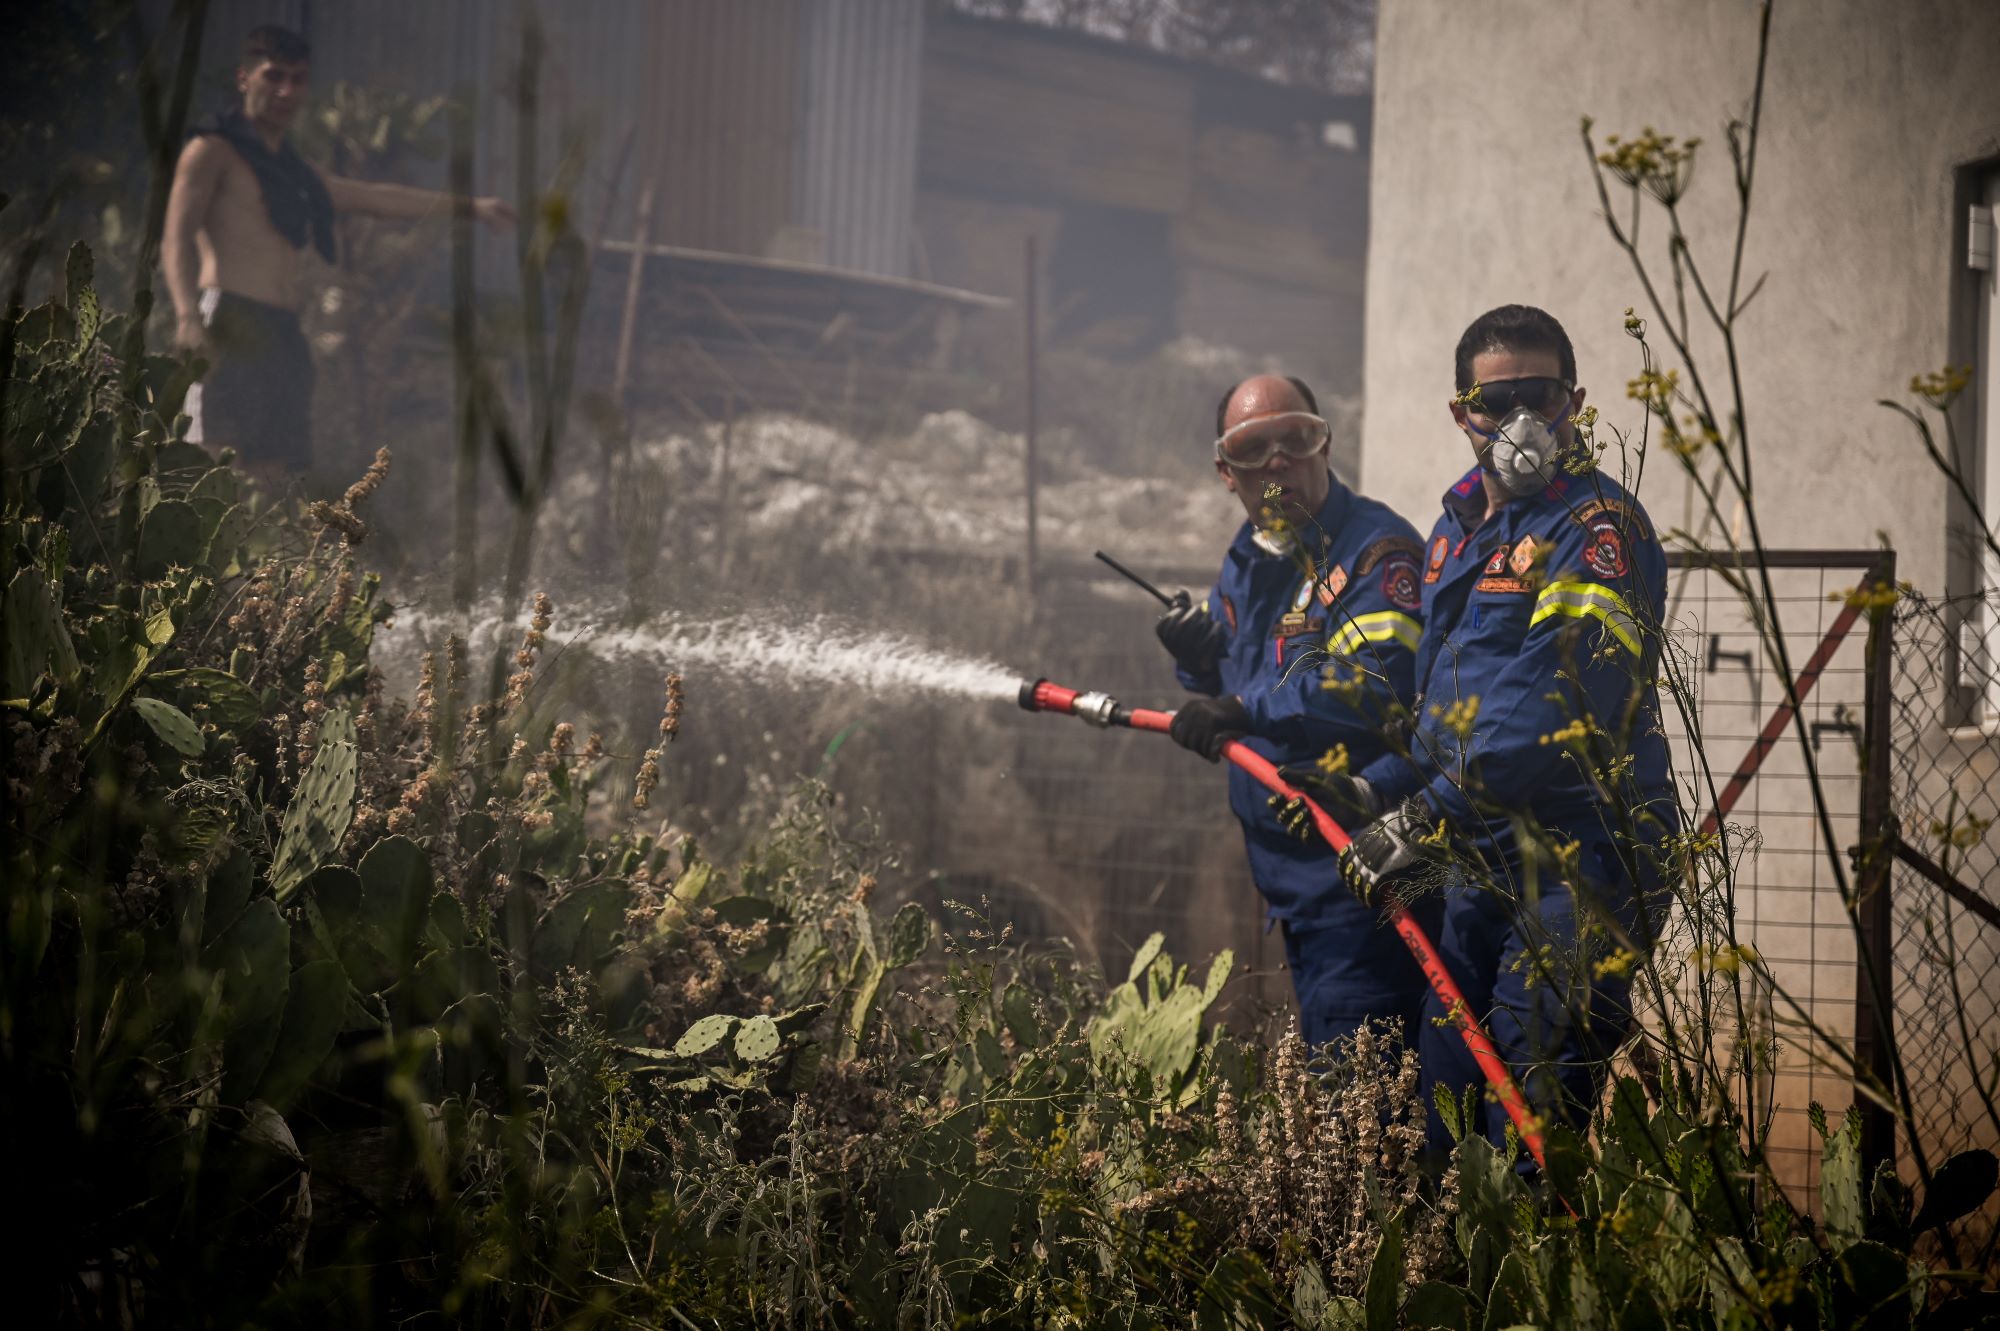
xmin=1087 ymin=941 xmax=1233 ymax=1100
xmin=271 ymin=710 xmax=358 ymax=902
xmin=675 ymin=1013 xmax=737 ymax=1058
xmin=131 ymin=695 xmax=204 ymax=757
xmin=840 ymin=960 xmax=888 ymax=1063
xmin=355 ymin=831 xmax=432 ymax=965
xmin=136 ymin=497 xmax=204 ymax=577
xmin=1200 ymin=949 xmax=1233 ymax=1006
xmin=3 ymin=568 xmax=79 ymax=698
xmin=203 ymin=898 xmax=293 ymax=1103
xmin=255 ymin=958 xmax=351 ymax=1110
xmin=885 ymin=901 xmax=930 ymax=968
xmin=734 ymin=1014 xmax=781 ymax=1063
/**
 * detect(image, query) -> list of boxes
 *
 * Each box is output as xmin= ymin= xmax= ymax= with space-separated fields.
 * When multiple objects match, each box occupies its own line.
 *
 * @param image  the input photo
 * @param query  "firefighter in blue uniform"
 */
xmin=1158 ymin=374 xmax=1434 ymax=1047
xmin=1293 ymin=306 xmax=1677 ymax=1158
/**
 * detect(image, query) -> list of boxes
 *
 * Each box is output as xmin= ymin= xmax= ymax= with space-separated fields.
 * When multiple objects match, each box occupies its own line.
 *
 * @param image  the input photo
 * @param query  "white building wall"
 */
xmin=1361 ymin=0 xmax=2000 ymax=598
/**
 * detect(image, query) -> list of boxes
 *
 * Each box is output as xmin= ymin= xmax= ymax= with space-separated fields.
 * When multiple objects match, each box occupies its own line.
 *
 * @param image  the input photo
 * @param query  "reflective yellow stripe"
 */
xmin=1326 ymin=610 xmax=1421 ymax=657
xmin=1530 ymin=580 xmax=1642 ymax=656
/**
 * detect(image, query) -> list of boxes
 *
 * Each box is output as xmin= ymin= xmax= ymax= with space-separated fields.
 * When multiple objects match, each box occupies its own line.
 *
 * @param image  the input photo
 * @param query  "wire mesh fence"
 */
xmin=1652 ymin=552 xmax=1884 ymax=1209
xmin=1885 ymin=590 xmax=2000 ymax=1188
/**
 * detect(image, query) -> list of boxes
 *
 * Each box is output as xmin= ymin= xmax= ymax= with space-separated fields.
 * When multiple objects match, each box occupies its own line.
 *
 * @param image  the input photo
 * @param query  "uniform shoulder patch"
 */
xmin=1570 ymin=498 xmax=1652 ymax=541
xmin=1582 ymin=516 xmax=1629 ymax=578
xmin=1355 ymin=534 xmax=1423 ymax=575
xmin=1380 ymin=552 xmax=1421 ymax=611
xmin=1424 ymin=534 xmax=1449 ymax=584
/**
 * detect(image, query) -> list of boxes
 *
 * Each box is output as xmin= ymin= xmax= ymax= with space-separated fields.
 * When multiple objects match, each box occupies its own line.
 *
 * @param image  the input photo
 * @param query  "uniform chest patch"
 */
xmin=1482 ymin=547 xmax=1508 ymax=576
xmin=1424 ymin=535 xmax=1449 ymax=583
xmin=1509 ymin=537 xmax=1544 ymax=578
xmin=1221 ymin=595 xmax=1237 ymax=632
xmin=1584 ymin=517 xmax=1629 ymax=578
xmin=1318 ymin=564 xmax=1348 ymax=604
xmin=1381 ymin=552 xmax=1421 ymax=611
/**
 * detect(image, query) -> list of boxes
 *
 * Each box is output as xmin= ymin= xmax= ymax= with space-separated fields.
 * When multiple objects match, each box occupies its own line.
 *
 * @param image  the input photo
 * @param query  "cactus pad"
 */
xmin=271 ymin=720 xmax=359 ymax=902
xmin=1127 ymin=932 xmax=1165 ymax=983
xmin=886 ymin=902 xmax=929 ymax=969
xmin=674 ymin=1013 xmax=737 ymax=1058
xmin=132 ymin=695 xmax=204 ymax=757
xmin=734 ymin=1014 xmax=781 ymax=1063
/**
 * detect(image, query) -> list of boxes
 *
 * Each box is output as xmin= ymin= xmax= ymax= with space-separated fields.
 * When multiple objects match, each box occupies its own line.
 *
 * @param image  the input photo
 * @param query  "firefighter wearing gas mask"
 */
xmin=1158 ymin=373 xmax=1435 ymax=1048
xmin=1285 ymin=305 xmax=1677 ymax=1161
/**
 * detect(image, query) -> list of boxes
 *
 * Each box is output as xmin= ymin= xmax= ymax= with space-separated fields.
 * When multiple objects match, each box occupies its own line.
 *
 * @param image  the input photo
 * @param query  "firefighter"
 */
xmin=1292 ymin=305 xmax=1677 ymax=1158
xmin=1159 ymin=373 xmax=1434 ymax=1047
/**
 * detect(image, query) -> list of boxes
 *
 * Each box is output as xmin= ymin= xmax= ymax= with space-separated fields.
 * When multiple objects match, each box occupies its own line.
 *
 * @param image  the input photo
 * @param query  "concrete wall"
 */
xmin=1361 ymin=0 xmax=2000 ymax=597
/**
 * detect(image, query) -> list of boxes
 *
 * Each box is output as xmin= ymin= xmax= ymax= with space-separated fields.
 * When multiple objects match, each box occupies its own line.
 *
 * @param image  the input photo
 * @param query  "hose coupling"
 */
xmin=1070 ymin=691 xmax=1121 ymax=728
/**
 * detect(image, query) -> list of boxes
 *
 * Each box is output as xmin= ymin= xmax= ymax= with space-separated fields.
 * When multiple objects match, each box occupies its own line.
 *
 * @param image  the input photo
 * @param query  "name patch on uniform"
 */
xmin=1572 ymin=498 xmax=1651 ymax=540
xmin=1424 ymin=535 xmax=1449 ymax=583
xmin=1276 ymin=612 xmax=1323 ymax=639
xmin=1381 ymin=552 xmax=1421 ymax=611
xmin=1475 ymin=575 xmax=1534 ymax=594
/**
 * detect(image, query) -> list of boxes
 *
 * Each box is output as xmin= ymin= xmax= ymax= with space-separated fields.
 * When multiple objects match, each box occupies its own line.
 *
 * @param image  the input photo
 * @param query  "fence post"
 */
xmin=1022 ymin=233 xmax=1039 ymax=602
xmin=1853 ymin=551 xmax=1900 ymax=1175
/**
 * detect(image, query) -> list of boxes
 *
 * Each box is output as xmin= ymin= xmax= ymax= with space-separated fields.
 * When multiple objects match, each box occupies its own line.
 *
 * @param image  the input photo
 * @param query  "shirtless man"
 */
xmin=163 ymin=24 xmax=512 ymax=481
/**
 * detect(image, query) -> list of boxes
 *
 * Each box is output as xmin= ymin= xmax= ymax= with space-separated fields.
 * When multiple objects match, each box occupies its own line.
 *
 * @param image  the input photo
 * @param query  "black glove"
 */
xmin=1270 ymin=767 xmax=1384 ymax=836
xmin=1338 ymin=799 xmax=1433 ymax=904
xmin=1156 ymin=590 xmax=1227 ymax=677
xmin=1168 ymin=695 xmax=1251 ymax=762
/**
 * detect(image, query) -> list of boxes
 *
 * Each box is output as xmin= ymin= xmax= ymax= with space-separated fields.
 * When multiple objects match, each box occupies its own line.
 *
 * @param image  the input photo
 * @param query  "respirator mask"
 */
xmin=1474 ymin=405 xmax=1564 ymax=498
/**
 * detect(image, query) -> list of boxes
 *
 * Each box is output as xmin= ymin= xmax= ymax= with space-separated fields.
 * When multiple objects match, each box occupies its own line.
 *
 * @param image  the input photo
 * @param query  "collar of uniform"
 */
xmin=1440 ymin=464 xmax=1578 ymax=533
xmin=1441 ymin=465 xmax=1486 ymax=533
xmin=1232 ymin=469 xmax=1353 ymax=562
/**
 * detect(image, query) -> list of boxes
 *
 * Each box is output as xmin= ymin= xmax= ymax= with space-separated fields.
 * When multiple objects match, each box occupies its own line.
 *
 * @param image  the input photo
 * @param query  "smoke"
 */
xmin=380 ymin=601 xmax=1025 ymax=704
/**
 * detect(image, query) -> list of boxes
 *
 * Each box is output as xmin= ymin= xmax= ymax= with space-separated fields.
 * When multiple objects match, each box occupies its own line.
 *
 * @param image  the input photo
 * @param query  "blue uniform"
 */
xmin=1178 ymin=477 xmax=1432 ymax=1045
xmin=1356 ymin=463 xmax=1677 ymax=1155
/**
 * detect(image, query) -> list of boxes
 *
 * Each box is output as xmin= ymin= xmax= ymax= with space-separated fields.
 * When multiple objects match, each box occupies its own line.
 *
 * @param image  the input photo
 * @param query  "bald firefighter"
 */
xmin=1159 ymin=374 xmax=1435 ymax=1047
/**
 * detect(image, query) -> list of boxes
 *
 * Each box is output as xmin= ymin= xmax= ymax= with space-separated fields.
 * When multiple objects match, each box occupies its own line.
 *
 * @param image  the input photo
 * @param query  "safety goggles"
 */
xmin=1214 ymin=411 xmax=1331 ymax=469
xmin=1460 ymin=377 xmax=1573 ymax=421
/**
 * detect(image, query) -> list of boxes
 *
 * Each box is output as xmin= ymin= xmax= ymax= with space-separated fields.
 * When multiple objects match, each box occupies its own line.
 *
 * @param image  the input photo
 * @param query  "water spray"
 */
xmin=1018 ymin=675 xmax=1552 ymax=1171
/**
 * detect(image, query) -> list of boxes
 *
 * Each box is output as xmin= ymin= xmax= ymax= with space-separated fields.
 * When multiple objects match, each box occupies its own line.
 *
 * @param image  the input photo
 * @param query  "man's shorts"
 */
xmin=187 ymin=288 xmax=314 ymax=472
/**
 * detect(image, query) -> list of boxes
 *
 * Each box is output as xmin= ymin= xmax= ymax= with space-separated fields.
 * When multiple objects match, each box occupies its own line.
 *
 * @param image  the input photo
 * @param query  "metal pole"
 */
xmin=612 ymin=181 xmax=656 ymax=407
xmin=1853 ymin=552 xmax=1900 ymax=1175
xmin=1023 ymin=233 xmax=1039 ymax=599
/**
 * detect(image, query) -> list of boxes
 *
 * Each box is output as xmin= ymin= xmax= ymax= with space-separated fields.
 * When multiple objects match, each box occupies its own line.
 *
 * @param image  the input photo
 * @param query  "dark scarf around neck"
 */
xmin=193 ymin=109 xmax=337 ymax=263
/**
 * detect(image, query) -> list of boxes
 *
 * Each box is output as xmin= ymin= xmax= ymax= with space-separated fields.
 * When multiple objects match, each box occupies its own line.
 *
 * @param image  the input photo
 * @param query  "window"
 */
xmin=1947 ymin=163 xmax=2000 ymax=728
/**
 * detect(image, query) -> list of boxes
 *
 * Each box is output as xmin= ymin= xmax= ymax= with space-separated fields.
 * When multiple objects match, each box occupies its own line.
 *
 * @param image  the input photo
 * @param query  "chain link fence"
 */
xmin=1886 ymin=590 xmax=2000 ymax=1188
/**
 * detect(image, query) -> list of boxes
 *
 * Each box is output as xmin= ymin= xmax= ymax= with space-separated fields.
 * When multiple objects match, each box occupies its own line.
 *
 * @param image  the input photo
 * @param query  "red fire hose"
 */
xmin=1019 ymin=677 xmax=1549 ymax=1170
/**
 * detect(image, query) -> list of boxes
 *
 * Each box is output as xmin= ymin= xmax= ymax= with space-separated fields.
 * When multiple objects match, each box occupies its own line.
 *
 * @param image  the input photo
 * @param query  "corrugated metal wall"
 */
xmin=642 ymin=1 xmax=803 ymax=256
xmin=798 ymin=0 xmax=924 ymax=277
